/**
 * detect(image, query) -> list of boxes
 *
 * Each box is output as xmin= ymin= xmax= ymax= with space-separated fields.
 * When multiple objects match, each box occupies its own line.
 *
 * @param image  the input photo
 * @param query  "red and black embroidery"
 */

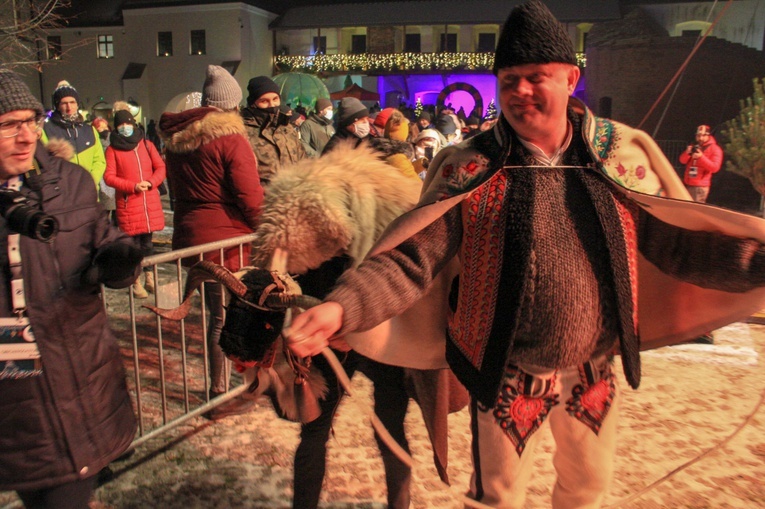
xmin=493 ymin=365 xmax=559 ymax=456
xmin=566 ymin=361 xmax=616 ymax=435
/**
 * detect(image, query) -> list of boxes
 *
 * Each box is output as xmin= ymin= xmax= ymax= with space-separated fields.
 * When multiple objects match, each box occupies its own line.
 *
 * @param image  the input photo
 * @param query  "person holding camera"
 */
xmin=0 ymin=69 xmax=142 ymax=508
xmin=679 ymin=124 xmax=723 ymax=203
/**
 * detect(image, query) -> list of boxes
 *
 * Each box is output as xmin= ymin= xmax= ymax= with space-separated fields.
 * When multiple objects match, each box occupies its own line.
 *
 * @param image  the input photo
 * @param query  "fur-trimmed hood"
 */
xmin=43 ymin=137 xmax=75 ymax=161
xmin=250 ymin=140 xmax=421 ymax=275
xmin=159 ymin=107 xmax=247 ymax=155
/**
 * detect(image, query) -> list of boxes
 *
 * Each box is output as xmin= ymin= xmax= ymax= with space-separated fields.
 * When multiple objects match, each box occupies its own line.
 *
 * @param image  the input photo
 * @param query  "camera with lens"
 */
xmin=692 ymin=144 xmax=701 ymax=153
xmin=0 ymin=188 xmax=59 ymax=242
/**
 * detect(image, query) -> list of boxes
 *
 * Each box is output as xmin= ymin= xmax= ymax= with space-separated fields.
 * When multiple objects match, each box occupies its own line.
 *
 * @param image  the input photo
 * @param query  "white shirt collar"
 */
xmin=517 ymin=121 xmax=573 ymax=167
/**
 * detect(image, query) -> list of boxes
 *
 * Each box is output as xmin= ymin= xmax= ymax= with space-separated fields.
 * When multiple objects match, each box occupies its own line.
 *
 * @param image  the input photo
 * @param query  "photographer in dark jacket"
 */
xmin=0 ymin=69 xmax=142 ymax=509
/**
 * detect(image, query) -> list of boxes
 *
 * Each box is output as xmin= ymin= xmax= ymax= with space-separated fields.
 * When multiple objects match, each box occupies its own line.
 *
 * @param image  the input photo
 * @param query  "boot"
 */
xmin=132 ymin=278 xmax=148 ymax=299
xmin=144 ymin=271 xmax=155 ymax=294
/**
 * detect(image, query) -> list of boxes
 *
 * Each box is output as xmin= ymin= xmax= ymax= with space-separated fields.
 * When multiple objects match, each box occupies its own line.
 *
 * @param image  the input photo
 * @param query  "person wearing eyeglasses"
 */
xmin=0 ymin=69 xmax=142 ymax=509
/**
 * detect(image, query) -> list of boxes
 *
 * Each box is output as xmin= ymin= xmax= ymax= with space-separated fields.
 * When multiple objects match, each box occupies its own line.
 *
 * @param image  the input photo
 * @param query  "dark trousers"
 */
xmin=17 ymin=476 xmax=96 ymax=509
xmin=362 ymin=359 xmax=412 ymax=509
xmin=204 ymin=282 xmax=228 ymax=394
xmin=132 ymin=233 xmax=154 ymax=272
xmin=292 ymin=352 xmax=412 ymax=509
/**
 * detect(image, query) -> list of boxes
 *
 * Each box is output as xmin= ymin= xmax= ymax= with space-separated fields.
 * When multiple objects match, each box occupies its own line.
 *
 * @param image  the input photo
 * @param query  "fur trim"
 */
xmin=251 ymin=140 xmax=421 ymax=274
xmin=45 ymin=137 xmax=75 ymax=160
xmin=113 ymin=100 xmax=130 ymax=113
xmin=162 ymin=110 xmax=248 ymax=155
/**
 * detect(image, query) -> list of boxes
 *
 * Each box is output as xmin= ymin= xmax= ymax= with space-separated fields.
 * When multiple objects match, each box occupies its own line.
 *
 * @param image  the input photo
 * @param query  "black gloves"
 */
xmin=82 ymin=241 xmax=143 ymax=288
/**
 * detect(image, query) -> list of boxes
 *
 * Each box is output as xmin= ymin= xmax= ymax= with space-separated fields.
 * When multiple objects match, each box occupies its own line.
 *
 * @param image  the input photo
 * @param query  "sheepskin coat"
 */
xmin=250 ymin=141 xmax=464 ymax=483
xmin=250 ymin=141 xmax=421 ymax=274
xmin=159 ymin=107 xmax=264 ymax=270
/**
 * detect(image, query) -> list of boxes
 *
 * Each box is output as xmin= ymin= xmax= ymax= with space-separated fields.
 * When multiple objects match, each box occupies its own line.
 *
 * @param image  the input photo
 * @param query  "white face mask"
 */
xmin=352 ymin=120 xmax=370 ymax=139
xmin=118 ymin=125 xmax=134 ymax=137
xmin=323 ymin=109 xmax=333 ymax=121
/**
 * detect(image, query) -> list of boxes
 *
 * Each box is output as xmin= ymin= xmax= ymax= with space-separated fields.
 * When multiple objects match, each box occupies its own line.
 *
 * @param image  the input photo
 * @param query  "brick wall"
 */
xmin=368 ymin=27 xmax=395 ymax=53
xmin=585 ymin=36 xmax=765 ymax=212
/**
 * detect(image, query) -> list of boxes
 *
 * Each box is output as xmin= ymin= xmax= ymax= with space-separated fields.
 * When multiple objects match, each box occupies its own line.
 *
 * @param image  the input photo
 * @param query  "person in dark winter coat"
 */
xmin=0 ymin=69 xmax=142 ymax=509
xmin=299 ymin=97 xmax=335 ymax=157
xmin=241 ymin=76 xmax=306 ymax=184
xmin=41 ymin=80 xmax=106 ymax=189
xmin=104 ymin=109 xmax=166 ymax=299
xmin=321 ymin=97 xmax=373 ymax=155
xmin=159 ymin=65 xmax=265 ymax=420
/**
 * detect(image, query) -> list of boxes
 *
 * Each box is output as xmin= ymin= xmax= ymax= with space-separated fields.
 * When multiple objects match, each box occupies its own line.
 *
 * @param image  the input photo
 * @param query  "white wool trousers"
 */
xmin=467 ymin=356 xmax=621 ymax=509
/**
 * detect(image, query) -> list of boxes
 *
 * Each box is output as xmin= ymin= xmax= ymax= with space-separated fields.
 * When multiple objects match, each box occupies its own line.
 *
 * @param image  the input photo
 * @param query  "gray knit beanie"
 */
xmin=336 ymin=97 xmax=369 ymax=128
xmin=315 ymin=97 xmax=332 ymax=112
xmin=202 ymin=65 xmax=242 ymax=110
xmin=493 ymin=0 xmax=576 ymax=75
xmin=0 ymin=69 xmax=44 ymax=116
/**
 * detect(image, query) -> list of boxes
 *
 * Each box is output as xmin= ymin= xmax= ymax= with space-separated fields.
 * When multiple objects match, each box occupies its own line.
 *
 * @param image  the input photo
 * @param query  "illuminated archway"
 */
xmin=437 ymin=82 xmax=483 ymax=117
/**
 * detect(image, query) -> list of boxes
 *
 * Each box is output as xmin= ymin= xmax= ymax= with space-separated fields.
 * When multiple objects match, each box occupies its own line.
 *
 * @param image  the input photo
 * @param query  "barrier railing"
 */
xmin=105 ymin=233 xmax=258 ymax=447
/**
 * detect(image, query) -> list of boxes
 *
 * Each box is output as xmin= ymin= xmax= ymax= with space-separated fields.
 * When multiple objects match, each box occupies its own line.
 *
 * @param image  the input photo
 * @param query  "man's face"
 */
xmin=696 ymin=131 xmax=710 ymax=145
xmin=0 ymin=110 xmax=40 ymax=180
xmin=57 ymin=96 xmax=78 ymax=117
xmin=418 ymin=118 xmax=430 ymax=129
xmin=347 ymin=117 xmax=370 ymax=135
xmin=497 ymin=63 xmax=580 ymax=144
xmin=254 ymin=92 xmax=280 ymax=110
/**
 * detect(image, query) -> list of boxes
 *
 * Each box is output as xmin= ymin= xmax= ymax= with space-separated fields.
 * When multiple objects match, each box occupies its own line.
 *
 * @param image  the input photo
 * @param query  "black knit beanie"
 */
xmin=493 ymin=0 xmax=576 ymax=75
xmin=113 ymin=109 xmax=136 ymax=127
xmin=0 ymin=69 xmax=44 ymax=116
xmin=336 ymin=97 xmax=369 ymax=128
xmin=52 ymin=81 xmax=80 ymax=110
xmin=246 ymin=76 xmax=280 ymax=107
xmin=419 ymin=111 xmax=432 ymax=122
xmin=434 ymin=114 xmax=457 ymax=135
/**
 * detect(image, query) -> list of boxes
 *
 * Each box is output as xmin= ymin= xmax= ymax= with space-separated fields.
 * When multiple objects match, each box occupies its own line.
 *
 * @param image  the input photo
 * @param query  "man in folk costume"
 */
xmin=285 ymin=1 xmax=765 ymax=508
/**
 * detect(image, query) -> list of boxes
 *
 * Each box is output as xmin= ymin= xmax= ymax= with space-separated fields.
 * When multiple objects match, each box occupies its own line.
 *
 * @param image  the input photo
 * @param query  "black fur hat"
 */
xmin=493 ymin=0 xmax=576 ymax=75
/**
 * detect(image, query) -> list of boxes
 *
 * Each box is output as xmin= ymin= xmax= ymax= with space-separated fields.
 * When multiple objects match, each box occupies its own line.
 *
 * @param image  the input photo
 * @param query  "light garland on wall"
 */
xmin=274 ymin=52 xmax=586 ymax=74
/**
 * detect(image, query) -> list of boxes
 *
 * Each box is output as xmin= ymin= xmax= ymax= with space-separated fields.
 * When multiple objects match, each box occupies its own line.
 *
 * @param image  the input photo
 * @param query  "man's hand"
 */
xmin=283 ymin=302 xmax=344 ymax=358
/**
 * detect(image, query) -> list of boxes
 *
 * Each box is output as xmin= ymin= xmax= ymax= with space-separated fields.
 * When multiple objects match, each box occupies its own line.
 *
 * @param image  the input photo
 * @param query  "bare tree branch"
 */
xmin=0 ymin=0 xmax=73 ymax=70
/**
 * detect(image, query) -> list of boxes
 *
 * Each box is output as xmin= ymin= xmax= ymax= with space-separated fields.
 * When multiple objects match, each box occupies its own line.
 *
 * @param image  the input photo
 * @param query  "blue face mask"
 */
xmin=118 ymin=125 xmax=134 ymax=137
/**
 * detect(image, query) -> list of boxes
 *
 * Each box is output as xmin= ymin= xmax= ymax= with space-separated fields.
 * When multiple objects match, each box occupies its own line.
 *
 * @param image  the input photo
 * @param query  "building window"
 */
xmin=157 ymin=31 xmax=173 ymax=57
xmin=313 ymin=36 xmax=326 ymax=55
xmin=440 ymin=33 xmax=457 ymax=52
xmin=477 ymin=33 xmax=496 ymax=52
xmin=404 ymin=33 xmax=420 ymax=53
xmin=47 ymin=36 xmax=62 ymax=60
xmin=190 ymin=30 xmax=206 ymax=55
xmin=351 ymin=34 xmax=366 ymax=54
xmin=97 ymin=35 xmax=113 ymax=59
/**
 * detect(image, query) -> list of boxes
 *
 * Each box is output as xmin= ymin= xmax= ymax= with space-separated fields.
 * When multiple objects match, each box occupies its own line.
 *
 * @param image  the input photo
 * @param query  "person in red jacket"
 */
xmin=678 ymin=124 xmax=723 ymax=203
xmin=159 ymin=65 xmax=264 ymax=420
xmin=104 ymin=109 xmax=166 ymax=298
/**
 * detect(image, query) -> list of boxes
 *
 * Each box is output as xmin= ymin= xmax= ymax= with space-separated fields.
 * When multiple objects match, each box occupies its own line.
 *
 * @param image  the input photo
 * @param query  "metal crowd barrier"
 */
xmin=103 ymin=233 xmax=258 ymax=449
